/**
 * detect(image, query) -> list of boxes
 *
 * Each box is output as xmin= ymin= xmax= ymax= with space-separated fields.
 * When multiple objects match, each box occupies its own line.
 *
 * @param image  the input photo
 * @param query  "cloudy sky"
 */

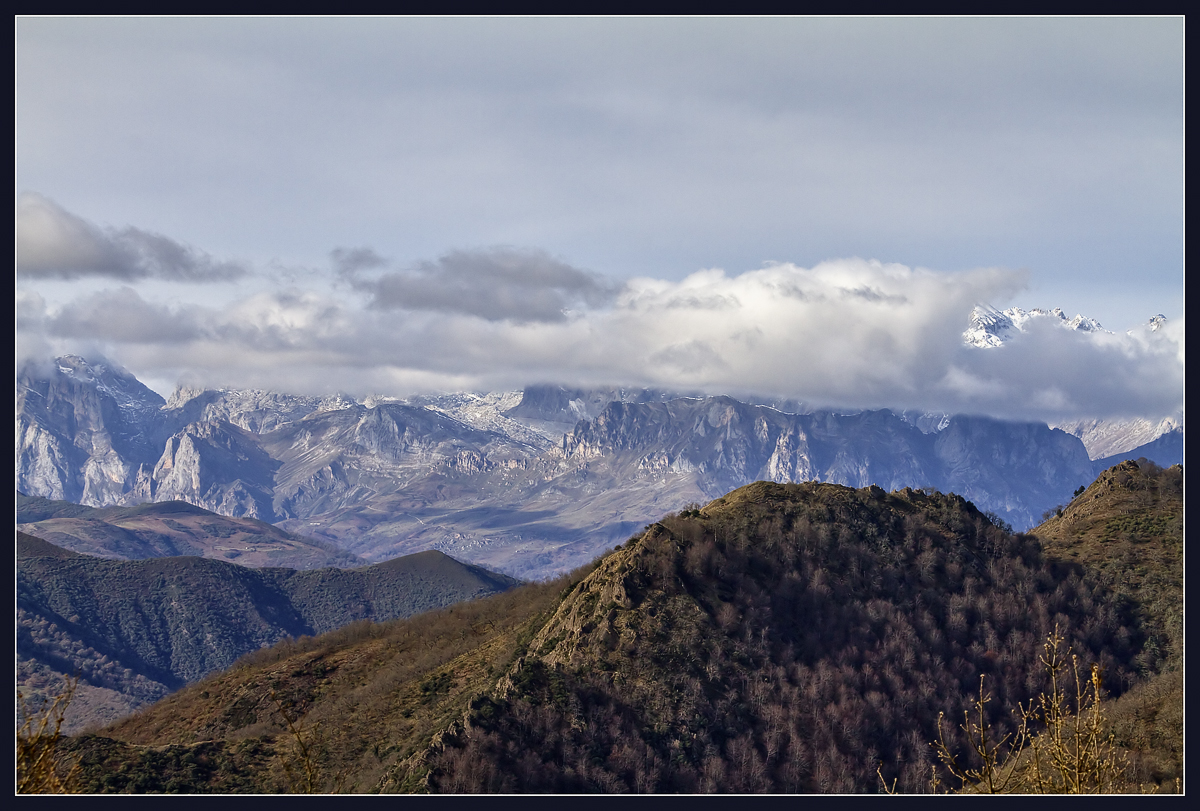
xmin=15 ymin=17 xmax=1184 ymax=422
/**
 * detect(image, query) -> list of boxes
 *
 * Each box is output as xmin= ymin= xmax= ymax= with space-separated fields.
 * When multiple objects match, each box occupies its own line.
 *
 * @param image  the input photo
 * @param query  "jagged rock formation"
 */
xmin=16 ymin=356 xmax=169 ymax=505
xmin=962 ymin=304 xmax=1109 ymax=348
xmin=137 ymin=420 xmax=281 ymax=520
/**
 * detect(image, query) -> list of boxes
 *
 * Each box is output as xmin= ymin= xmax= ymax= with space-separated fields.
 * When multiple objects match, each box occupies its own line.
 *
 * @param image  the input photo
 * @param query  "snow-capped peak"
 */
xmin=53 ymin=354 xmax=166 ymax=413
xmin=963 ymin=306 xmax=1111 ymax=348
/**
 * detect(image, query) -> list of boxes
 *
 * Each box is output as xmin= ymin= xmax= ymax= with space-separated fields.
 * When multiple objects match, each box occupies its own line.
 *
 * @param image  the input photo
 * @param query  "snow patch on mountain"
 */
xmin=1052 ymin=413 xmax=1184 ymax=460
xmin=403 ymin=391 xmax=555 ymax=451
xmin=963 ymin=305 xmax=1110 ymax=348
xmin=962 ymin=308 xmax=1180 ymax=457
xmin=56 ymin=355 xmax=166 ymax=418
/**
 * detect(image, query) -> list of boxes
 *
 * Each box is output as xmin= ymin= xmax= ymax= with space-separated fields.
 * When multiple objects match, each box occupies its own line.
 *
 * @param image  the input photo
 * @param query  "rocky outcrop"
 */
xmin=16 ymin=356 xmax=169 ymax=506
xmin=142 ymin=420 xmax=280 ymax=521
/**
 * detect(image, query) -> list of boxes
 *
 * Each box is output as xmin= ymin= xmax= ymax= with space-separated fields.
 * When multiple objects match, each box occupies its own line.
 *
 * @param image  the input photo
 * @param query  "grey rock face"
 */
xmin=555 ymin=399 xmax=1096 ymax=530
xmin=261 ymin=402 xmax=532 ymax=519
xmin=932 ymin=416 xmax=1097 ymax=528
xmin=142 ymin=420 xmax=281 ymax=521
xmin=16 ymin=356 xmax=168 ymax=506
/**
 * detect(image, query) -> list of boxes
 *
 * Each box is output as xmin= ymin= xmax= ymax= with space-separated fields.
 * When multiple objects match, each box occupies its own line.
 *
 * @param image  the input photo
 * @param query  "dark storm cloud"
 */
xmin=352 ymin=247 xmax=620 ymax=323
xmin=15 ymin=193 xmax=246 ymax=282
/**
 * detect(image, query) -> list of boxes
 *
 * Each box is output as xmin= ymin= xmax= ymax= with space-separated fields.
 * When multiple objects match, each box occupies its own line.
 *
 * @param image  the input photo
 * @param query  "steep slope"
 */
xmin=17 ymin=537 xmax=520 ymax=732
xmin=1094 ymin=429 xmax=1184 ymax=471
xmin=133 ymin=420 xmax=282 ymax=521
xmin=16 ymin=355 xmax=169 ymax=506
xmin=931 ymin=415 xmax=1096 ymax=527
xmin=67 ymin=477 xmax=1170 ymax=793
xmin=1054 ymin=414 xmax=1183 ymax=461
xmin=1029 ymin=459 xmax=1183 ymax=789
xmin=1032 ymin=460 xmax=1183 ymax=672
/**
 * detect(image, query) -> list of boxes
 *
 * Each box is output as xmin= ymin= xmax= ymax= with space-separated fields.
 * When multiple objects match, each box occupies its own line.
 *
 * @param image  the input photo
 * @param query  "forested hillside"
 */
xmin=48 ymin=465 xmax=1181 ymax=793
xmin=17 ymin=539 xmax=520 ymax=732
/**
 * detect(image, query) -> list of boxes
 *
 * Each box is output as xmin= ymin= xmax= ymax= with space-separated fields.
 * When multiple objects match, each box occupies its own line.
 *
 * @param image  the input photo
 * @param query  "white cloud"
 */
xmin=16 ymin=254 xmax=1184 ymax=423
xmin=49 ymin=287 xmax=205 ymax=344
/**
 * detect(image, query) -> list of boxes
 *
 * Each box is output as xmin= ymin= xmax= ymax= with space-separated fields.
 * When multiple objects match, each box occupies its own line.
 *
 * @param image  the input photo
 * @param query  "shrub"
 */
xmin=914 ymin=627 xmax=1156 ymax=794
xmin=17 ymin=678 xmax=81 ymax=793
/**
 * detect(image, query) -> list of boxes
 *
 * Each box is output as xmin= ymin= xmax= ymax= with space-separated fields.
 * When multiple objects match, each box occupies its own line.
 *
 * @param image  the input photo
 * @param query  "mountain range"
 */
xmin=961 ymin=304 xmax=1110 ymax=348
xmin=17 ymin=347 xmax=1182 ymax=579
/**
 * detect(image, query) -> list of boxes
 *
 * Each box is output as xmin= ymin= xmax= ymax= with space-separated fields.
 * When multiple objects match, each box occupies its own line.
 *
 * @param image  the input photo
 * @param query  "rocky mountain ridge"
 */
xmin=962 ymin=304 xmax=1111 ymax=348
xmin=16 ymin=356 xmax=1182 ymax=579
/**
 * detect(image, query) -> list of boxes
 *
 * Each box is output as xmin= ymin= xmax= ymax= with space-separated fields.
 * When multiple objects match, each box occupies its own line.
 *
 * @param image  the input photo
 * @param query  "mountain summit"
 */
xmin=962 ymin=305 xmax=1110 ymax=348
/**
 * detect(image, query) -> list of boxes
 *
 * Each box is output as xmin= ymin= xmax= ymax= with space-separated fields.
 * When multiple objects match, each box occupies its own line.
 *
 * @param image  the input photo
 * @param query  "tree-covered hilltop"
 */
xmin=55 ymin=467 xmax=1180 ymax=793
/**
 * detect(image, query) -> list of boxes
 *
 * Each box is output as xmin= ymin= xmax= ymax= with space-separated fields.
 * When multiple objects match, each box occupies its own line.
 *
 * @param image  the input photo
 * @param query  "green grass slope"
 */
xmin=1030 ymin=459 xmax=1183 ymax=789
